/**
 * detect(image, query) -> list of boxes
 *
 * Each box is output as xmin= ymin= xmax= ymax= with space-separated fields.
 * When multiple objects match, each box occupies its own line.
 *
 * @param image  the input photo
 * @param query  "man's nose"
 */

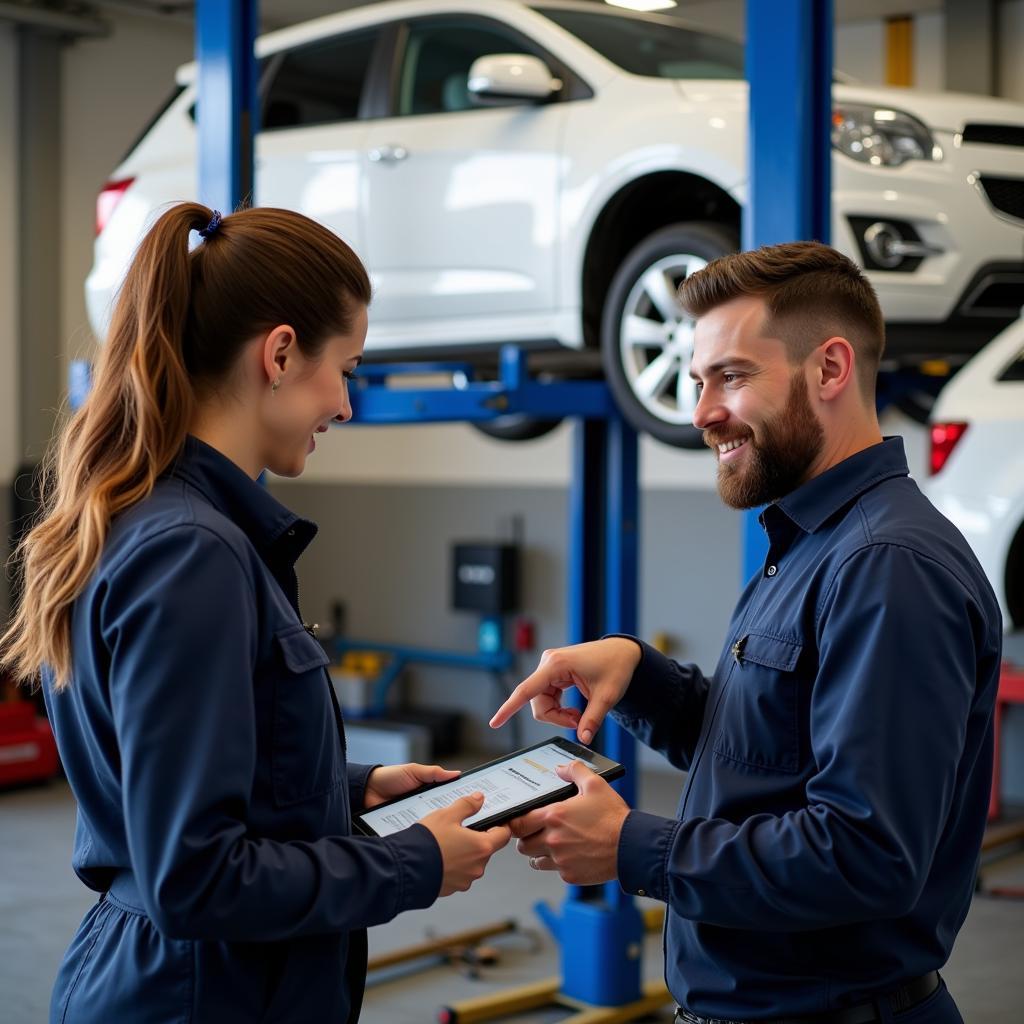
xmin=692 ymin=388 xmax=724 ymax=430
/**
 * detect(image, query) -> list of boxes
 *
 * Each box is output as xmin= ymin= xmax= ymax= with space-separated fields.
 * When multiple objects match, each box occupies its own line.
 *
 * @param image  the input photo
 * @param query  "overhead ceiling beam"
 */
xmin=0 ymin=2 xmax=108 ymax=36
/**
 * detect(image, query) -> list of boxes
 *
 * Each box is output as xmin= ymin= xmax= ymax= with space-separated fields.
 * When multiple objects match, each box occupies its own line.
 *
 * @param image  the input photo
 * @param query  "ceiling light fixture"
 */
xmin=605 ymin=0 xmax=679 ymax=12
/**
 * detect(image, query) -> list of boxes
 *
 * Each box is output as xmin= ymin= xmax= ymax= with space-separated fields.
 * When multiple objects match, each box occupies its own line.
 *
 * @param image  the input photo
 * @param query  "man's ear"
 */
xmin=261 ymin=325 xmax=299 ymax=386
xmin=814 ymin=336 xmax=856 ymax=403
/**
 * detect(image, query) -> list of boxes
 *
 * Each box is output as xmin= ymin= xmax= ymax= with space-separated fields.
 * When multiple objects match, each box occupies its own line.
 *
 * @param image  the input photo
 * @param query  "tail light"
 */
xmin=929 ymin=422 xmax=968 ymax=475
xmin=96 ymin=177 xmax=135 ymax=236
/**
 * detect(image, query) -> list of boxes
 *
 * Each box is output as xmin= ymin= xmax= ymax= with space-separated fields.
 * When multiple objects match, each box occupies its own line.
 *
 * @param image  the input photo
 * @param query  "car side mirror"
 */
xmin=467 ymin=54 xmax=562 ymax=105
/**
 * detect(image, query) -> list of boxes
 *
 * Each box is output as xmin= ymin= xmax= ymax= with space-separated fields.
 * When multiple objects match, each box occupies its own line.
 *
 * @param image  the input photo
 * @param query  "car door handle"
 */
xmin=368 ymin=144 xmax=409 ymax=164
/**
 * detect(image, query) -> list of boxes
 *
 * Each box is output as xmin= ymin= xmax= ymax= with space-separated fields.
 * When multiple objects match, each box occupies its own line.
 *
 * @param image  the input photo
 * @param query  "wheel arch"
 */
xmin=580 ymin=171 xmax=741 ymax=347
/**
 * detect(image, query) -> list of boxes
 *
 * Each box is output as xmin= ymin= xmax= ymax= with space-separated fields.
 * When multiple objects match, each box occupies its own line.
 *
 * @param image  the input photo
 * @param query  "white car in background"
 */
xmin=925 ymin=316 xmax=1024 ymax=630
xmin=86 ymin=0 xmax=1024 ymax=448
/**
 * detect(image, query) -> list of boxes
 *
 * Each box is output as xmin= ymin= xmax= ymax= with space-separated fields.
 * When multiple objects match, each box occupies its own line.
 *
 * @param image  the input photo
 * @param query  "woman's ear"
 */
xmin=261 ymin=325 xmax=298 ymax=387
xmin=815 ymin=336 xmax=856 ymax=403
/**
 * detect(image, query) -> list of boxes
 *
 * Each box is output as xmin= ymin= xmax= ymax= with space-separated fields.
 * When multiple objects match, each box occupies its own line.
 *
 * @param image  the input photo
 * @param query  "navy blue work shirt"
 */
xmin=613 ymin=437 xmax=1001 ymax=1019
xmin=43 ymin=436 xmax=443 ymax=1023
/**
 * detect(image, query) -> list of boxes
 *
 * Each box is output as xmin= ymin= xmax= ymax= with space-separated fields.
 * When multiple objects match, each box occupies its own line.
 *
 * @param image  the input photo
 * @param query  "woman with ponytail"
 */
xmin=1 ymin=204 xmax=510 ymax=1023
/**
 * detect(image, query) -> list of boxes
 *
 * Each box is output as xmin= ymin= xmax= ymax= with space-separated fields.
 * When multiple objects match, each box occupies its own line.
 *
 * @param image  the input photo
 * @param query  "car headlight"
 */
xmin=831 ymin=104 xmax=941 ymax=167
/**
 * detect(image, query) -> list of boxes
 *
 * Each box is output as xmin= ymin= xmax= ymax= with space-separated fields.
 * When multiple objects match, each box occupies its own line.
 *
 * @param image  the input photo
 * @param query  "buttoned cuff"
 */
xmin=381 ymin=822 xmax=445 ymax=911
xmin=348 ymin=763 xmax=378 ymax=811
xmin=618 ymin=809 xmax=680 ymax=902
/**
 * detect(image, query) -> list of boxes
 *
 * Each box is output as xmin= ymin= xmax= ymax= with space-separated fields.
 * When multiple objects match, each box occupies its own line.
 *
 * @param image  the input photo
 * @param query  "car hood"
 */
xmin=671 ymin=79 xmax=1024 ymax=135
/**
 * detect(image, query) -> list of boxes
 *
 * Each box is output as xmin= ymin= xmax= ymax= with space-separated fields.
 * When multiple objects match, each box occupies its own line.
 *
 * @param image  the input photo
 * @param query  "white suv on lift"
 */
xmin=86 ymin=0 xmax=1024 ymax=448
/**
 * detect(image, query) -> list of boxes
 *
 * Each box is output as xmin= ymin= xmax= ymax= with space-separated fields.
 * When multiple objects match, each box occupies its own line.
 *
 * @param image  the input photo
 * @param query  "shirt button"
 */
xmin=766 ymin=564 xmax=777 ymax=577
xmin=637 ymin=889 xmax=646 ymax=897
xmin=287 ymin=529 xmax=296 ymax=537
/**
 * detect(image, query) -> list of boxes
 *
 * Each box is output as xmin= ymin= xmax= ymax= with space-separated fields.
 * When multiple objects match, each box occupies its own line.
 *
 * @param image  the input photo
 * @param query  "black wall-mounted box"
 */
xmin=451 ymin=542 xmax=520 ymax=615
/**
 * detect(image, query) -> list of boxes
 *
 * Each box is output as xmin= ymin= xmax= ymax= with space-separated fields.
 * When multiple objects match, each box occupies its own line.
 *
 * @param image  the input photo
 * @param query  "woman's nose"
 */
xmin=334 ymin=395 xmax=352 ymax=424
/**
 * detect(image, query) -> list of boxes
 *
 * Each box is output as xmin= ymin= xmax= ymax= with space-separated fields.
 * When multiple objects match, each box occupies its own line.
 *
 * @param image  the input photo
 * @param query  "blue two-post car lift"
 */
xmin=193 ymin=1 xmax=836 ymax=1019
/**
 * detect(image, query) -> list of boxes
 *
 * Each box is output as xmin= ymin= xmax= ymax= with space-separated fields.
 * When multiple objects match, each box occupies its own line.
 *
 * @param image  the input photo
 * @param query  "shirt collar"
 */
xmin=768 ymin=436 xmax=909 ymax=536
xmin=169 ymin=436 xmax=317 ymax=562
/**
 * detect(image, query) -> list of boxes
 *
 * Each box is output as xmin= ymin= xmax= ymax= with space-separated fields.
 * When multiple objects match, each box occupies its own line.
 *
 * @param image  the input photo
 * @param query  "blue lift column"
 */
xmin=196 ymin=0 xmax=258 ymax=212
xmin=741 ymin=0 xmax=833 ymax=580
xmin=549 ymin=414 xmax=644 ymax=1006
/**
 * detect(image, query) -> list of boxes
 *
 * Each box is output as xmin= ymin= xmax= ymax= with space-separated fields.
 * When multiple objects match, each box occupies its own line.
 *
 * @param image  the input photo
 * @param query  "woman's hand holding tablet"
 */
xmin=355 ymin=738 xmax=625 ymax=838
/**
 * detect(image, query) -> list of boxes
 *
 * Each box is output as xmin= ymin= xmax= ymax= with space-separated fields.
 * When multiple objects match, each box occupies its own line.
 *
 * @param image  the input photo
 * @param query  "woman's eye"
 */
xmin=342 ymin=369 xmax=358 ymax=382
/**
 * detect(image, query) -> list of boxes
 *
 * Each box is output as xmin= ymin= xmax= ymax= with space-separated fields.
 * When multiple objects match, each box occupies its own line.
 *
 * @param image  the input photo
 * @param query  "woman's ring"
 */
xmin=529 ymin=856 xmax=540 ymax=870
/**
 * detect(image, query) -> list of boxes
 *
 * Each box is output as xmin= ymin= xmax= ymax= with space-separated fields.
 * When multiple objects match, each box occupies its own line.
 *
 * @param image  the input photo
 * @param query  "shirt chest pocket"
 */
xmin=713 ymin=632 xmax=804 ymax=775
xmin=271 ymin=624 xmax=345 ymax=807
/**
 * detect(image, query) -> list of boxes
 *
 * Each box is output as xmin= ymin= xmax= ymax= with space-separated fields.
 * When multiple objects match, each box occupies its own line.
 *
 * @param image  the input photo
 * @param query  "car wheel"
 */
xmin=472 ymin=415 xmax=563 ymax=442
xmin=600 ymin=222 xmax=738 ymax=449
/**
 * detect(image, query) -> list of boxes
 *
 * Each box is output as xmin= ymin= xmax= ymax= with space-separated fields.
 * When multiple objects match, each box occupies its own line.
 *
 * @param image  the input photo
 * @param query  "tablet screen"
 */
xmin=359 ymin=740 xmax=600 ymax=837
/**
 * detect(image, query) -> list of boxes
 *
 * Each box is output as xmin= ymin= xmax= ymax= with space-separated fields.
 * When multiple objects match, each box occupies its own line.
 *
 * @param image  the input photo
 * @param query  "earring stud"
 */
xmin=271 ymin=377 xmax=281 ymax=393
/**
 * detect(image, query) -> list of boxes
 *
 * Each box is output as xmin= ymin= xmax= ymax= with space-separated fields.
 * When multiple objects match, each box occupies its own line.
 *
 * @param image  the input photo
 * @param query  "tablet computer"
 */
xmin=353 ymin=737 xmax=624 ymax=838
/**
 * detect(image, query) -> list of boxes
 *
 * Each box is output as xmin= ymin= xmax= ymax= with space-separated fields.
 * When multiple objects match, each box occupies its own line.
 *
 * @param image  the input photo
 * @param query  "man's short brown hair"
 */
xmin=678 ymin=241 xmax=885 ymax=398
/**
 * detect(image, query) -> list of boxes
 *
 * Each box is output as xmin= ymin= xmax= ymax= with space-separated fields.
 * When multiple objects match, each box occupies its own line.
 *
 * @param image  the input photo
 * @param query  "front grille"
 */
xmin=963 ymin=123 xmax=1024 ymax=147
xmin=979 ymin=176 xmax=1024 ymax=221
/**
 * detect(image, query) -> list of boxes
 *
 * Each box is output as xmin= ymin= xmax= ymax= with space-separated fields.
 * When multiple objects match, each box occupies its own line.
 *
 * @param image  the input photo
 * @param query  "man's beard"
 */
xmin=706 ymin=373 xmax=825 ymax=510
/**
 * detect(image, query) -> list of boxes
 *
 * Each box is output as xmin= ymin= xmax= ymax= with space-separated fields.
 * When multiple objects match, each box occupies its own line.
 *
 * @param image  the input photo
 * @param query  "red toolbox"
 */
xmin=0 ymin=700 xmax=59 ymax=787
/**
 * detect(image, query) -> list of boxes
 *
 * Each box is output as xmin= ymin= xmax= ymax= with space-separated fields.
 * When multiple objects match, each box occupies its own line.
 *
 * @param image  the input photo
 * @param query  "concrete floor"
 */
xmin=1 ymin=770 xmax=1022 ymax=1023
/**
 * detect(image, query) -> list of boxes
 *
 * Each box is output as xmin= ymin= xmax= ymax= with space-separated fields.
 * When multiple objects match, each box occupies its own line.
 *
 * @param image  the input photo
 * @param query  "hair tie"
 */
xmin=198 ymin=211 xmax=223 ymax=239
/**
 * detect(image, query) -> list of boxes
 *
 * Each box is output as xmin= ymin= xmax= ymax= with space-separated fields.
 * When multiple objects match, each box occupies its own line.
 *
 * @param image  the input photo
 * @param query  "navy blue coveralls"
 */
xmin=43 ymin=437 xmax=443 ymax=1023
xmin=614 ymin=438 xmax=1001 ymax=1021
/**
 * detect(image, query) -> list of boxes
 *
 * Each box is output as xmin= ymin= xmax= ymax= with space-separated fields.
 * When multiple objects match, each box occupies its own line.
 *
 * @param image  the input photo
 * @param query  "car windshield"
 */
xmin=534 ymin=6 xmax=743 ymax=80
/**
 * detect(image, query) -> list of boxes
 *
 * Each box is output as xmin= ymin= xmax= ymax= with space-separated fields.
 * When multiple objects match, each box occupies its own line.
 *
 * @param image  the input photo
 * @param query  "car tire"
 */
xmin=600 ymin=221 xmax=738 ymax=449
xmin=472 ymin=415 xmax=563 ymax=442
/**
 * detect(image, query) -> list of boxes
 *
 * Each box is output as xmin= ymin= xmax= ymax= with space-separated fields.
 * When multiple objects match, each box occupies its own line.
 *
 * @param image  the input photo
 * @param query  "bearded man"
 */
xmin=490 ymin=241 xmax=1001 ymax=1024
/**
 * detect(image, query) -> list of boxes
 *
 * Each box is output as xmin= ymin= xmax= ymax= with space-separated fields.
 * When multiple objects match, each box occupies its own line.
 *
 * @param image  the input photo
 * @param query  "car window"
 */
xmin=534 ymin=7 xmax=743 ymax=80
xmin=262 ymin=27 xmax=380 ymax=130
xmin=398 ymin=20 xmax=543 ymax=116
xmin=124 ymin=84 xmax=185 ymax=162
xmin=997 ymin=346 xmax=1024 ymax=382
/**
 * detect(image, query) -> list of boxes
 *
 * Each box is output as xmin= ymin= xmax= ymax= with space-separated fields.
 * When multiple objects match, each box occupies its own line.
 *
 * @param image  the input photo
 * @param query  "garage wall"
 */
xmin=1001 ymin=0 xmax=1024 ymax=101
xmin=680 ymin=1 xmax=1010 ymax=97
xmin=834 ymin=20 xmax=885 ymax=83
xmin=268 ymin=480 xmax=741 ymax=765
xmin=0 ymin=26 xmax=17 ymax=483
xmin=0 ymin=26 xmax=18 ymax=620
xmin=293 ymin=420 xmax=721 ymax=490
xmin=59 ymin=12 xmax=193 ymax=368
xmin=913 ymin=12 xmax=946 ymax=91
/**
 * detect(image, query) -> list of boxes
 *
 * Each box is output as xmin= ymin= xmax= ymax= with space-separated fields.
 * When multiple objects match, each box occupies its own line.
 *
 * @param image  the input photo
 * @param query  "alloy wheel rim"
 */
xmin=617 ymin=253 xmax=706 ymax=427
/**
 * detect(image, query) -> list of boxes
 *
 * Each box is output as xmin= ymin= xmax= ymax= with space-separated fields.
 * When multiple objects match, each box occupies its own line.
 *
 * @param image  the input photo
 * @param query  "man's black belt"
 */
xmin=675 ymin=971 xmax=940 ymax=1024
